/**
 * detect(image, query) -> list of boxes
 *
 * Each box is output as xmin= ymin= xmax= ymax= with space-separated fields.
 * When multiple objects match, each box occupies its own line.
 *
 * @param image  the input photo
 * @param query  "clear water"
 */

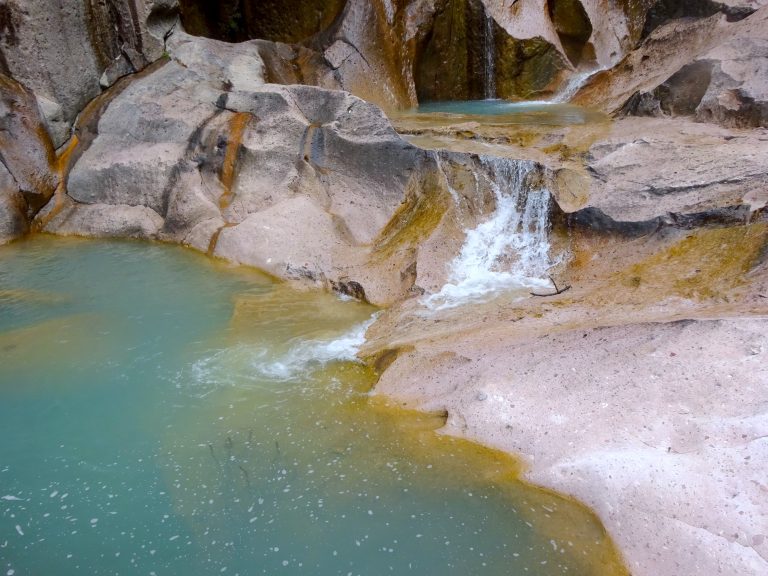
xmin=426 ymin=157 xmax=556 ymax=310
xmin=415 ymin=101 xmax=602 ymax=125
xmin=0 ymin=236 xmax=626 ymax=576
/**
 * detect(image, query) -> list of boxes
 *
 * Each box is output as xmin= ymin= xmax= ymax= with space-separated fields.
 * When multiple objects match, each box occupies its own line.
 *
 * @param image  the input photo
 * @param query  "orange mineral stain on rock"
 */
xmin=33 ymin=135 xmax=79 ymax=231
xmin=218 ymin=112 xmax=251 ymax=211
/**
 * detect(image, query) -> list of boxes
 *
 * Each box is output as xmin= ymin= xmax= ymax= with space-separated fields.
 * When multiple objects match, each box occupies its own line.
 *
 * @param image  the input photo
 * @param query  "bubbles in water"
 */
xmin=251 ymin=314 xmax=379 ymax=381
xmin=190 ymin=314 xmax=379 ymax=386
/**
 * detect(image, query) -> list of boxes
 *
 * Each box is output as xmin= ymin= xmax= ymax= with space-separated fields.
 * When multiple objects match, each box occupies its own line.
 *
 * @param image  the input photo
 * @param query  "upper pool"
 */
xmin=0 ymin=236 xmax=626 ymax=576
xmin=412 ymin=100 xmax=606 ymax=126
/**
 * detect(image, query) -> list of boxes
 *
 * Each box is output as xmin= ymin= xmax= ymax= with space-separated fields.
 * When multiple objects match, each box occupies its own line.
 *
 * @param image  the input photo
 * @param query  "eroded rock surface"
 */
xmin=0 ymin=73 xmax=57 ymax=244
xmin=362 ymin=210 xmax=768 ymax=576
xmin=579 ymin=117 xmax=768 ymax=222
xmin=575 ymin=5 xmax=768 ymax=128
xmin=175 ymin=0 xmax=671 ymax=106
xmin=370 ymin=318 xmax=768 ymax=576
xmin=0 ymin=0 xmax=179 ymax=146
xmin=38 ymin=32 xmax=449 ymax=305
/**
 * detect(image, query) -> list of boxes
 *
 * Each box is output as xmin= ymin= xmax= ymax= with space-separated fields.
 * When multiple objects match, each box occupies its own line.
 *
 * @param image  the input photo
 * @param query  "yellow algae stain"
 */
xmin=373 ymin=171 xmax=452 ymax=260
xmin=0 ymin=288 xmax=69 ymax=305
xmin=34 ymin=135 xmax=80 ymax=231
xmin=616 ymin=224 xmax=768 ymax=300
xmin=159 ymin=348 xmax=628 ymax=576
xmin=158 ymin=277 xmax=629 ymax=576
xmin=0 ymin=314 xmax=111 ymax=380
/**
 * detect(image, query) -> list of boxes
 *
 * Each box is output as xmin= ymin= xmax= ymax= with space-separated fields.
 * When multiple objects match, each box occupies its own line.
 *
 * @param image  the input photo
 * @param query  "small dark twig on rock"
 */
xmin=531 ymin=275 xmax=572 ymax=297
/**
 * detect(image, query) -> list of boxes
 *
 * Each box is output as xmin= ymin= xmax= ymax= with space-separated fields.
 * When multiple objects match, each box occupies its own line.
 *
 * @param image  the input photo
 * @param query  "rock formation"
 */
xmin=0 ymin=73 xmax=57 ymax=244
xmin=574 ymin=3 xmax=768 ymax=128
xmin=0 ymin=2 xmax=767 ymax=576
xmin=0 ymin=0 xmax=178 ymax=147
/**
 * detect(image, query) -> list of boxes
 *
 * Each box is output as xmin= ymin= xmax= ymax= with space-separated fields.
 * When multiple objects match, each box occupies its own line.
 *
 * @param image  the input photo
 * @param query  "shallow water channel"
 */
xmin=1 ymin=236 xmax=626 ymax=575
xmin=415 ymin=100 xmax=603 ymax=125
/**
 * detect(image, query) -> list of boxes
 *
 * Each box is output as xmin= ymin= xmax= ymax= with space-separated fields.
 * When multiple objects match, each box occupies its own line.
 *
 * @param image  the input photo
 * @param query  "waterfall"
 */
xmin=483 ymin=8 xmax=497 ymax=100
xmin=551 ymin=66 xmax=605 ymax=103
xmin=424 ymin=157 xmax=555 ymax=310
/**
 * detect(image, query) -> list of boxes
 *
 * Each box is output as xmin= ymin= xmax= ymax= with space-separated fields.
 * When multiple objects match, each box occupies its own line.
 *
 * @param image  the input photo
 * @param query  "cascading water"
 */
xmin=425 ymin=157 xmax=556 ymax=310
xmin=483 ymin=8 xmax=496 ymax=100
xmin=551 ymin=66 xmax=605 ymax=103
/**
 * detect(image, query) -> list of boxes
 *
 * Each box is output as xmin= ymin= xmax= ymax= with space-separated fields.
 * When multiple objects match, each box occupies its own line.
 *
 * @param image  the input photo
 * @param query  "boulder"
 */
xmin=578 ymin=117 xmax=768 ymax=223
xmin=572 ymin=13 xmax=731 ymax=112
xmin=0 ymin=0 xmax=180 ymax=146
xmin=694 ymin=28 xmax=768 ymax=127
xmin=575 ymin=6 xmax=768 ymax=128
xmin=0 ymin=73 xmax=57 ymax=243
xmin=39 ymin=32 xmax=439 ymax=305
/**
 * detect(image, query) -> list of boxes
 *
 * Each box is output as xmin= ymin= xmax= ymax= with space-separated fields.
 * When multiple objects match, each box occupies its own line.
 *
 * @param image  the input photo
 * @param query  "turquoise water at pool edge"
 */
xmin=0 ymin=236 xmax=625 ymax=576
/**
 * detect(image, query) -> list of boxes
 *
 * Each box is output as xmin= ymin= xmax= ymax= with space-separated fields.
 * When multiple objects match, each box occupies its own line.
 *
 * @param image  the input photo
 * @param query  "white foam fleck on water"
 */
xmin=14 ymin=525 xmax=23 ymax=536
xmin=1 ymin=496 xmax=22 ymax=501
xmin=425 ymin=158 xmax=555 ymax=310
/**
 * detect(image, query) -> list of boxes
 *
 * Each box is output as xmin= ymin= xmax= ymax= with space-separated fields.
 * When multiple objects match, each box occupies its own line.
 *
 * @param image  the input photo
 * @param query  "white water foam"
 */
xmin=253 ymin=314 xmax=378 ymax=381
xmin=424 ymin=158 xmax=555 ymax=310
xmin=190 ymin=314 xmax=379 ymax=387
xmin=551 ymin=66 xmax=605 ymax=104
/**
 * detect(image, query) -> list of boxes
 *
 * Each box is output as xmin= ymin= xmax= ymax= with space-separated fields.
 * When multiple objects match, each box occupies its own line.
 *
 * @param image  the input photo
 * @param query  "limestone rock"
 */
xmin=0 ymin=73 xmax=57 ymax=243
xmin=694 ymin=24 xmax=768 ymax=127
xmin=371 ymin=318 xmax=768 ymax=576
xmin=168 ymin=31 xmax=265 ymax=92
xmin=572 ymin=13 xmax=731 ymax=112
xmin=39 ymin=32 xmax=439 ymax=305
xmin=173 ymin=0 xmax=661 ymax=106
xmin=0 ymin=0 xmax=180 ymax=146
xmin=575 ymin=6 xmax=768 ymax=128
xmin=45 ymin=201 xmax=165 ymax=239
xmin=0 ymin=163 xmax=27 ymax=245
xmin=578 ymin=117 xmax=768 ymax=223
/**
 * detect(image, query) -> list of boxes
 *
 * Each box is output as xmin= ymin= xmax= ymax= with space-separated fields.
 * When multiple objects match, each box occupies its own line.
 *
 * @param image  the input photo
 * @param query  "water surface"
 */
xmin=413 ymin=100 xmax=604 ymax=126
xmin=0 ymin=236 xmax=626 ymax=575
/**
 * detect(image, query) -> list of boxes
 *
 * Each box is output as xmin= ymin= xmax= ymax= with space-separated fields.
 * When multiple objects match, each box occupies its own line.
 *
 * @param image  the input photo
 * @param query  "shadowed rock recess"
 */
xmin=1 ymin=1 xmax=768 ymax=576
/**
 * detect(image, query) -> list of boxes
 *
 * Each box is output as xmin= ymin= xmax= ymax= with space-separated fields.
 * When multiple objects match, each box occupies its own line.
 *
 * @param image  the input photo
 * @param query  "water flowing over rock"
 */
xmin=425 ymin=157 xmax=555 ymax=309
xmin=2 ymin=3 xmax=768 ymax=576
